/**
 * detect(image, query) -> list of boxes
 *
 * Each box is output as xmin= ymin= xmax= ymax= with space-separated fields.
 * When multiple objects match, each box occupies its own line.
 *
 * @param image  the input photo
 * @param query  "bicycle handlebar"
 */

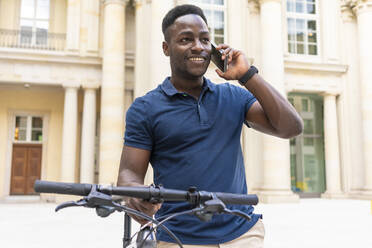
xmin=34 ymin=180 xmax=92 ymax=196
xmin=34 ymin=180 xmax=258 ymax=205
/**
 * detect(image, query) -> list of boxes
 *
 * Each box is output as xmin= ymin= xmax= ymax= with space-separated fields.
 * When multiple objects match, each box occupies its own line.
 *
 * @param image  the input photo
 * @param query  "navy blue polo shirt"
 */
xmin=124 ymin=77 xmax=260 ymax=245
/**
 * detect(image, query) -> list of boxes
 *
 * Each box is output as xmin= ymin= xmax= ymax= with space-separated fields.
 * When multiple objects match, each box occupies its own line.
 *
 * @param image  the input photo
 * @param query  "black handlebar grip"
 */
xmin=215 ymin=193 xmax=259 ymax=205
xmin=34 ymin=180 xmax=92 ymax=196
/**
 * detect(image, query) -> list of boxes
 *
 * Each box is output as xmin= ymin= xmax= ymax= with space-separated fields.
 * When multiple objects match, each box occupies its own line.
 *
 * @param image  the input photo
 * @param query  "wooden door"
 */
xmin=10 ymin=144 xmax=42 ymax=195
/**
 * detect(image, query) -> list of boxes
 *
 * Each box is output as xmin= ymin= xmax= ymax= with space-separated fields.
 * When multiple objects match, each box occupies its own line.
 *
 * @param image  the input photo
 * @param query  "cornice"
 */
xmin=0 ymin=48 xmax=135 ymax=68
xmin=0 ymin=48 xmax=102 ymax=66
xmin=284 ymin=59 xmax=348 ymax=75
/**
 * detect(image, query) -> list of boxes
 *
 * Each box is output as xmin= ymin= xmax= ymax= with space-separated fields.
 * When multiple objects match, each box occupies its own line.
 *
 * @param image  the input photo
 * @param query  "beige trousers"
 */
xmin=157 ymin=219 xmax=265 ymax=248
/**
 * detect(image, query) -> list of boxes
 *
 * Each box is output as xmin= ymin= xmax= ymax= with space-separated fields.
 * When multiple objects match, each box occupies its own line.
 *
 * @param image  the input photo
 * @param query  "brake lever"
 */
xmin=222 ymin=209 xmax=251 ymax=221
xmin=55 ymin=184 xmax=123 ymax=217
xmin=55 ymin=199 xmax=88 ymax=212
xmin=194 ymin=196 xmax=226 ymax=222
xmin=193 ymin=194 xmax=252 ymax=222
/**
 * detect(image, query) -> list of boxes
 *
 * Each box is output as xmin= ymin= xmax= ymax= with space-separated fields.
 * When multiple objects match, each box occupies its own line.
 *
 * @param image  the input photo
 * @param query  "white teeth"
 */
xmin=189 ymin=57 xmax=204 ymax=61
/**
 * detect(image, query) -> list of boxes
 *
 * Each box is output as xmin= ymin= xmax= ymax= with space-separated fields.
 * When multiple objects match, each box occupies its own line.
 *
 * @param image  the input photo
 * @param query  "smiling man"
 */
xmin=117 ymin=4 xmax=303 ymax=248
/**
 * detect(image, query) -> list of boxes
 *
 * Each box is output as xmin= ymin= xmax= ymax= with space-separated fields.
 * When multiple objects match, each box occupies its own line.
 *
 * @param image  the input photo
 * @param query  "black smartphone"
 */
xmin=211 ymin=42 xmax=228 ymax=72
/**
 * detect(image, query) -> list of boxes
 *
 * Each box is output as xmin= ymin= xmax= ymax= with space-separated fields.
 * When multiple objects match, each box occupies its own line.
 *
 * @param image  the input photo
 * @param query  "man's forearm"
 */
xmin=117 ymin=168 xmax=147 ymax=204
xmin=117 ymin=146 xmax=151 ymax=187
xmin=245 ymin=74 xmax=303 ymax=138
xmin=117 ymin=168 xmax=145 ymax=187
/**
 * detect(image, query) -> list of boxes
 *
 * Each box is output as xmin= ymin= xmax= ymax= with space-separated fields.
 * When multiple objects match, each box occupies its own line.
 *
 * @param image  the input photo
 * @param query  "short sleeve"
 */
xmin=234 ymin=85 xmax=257 ymax=127
xmin=124 ymin=98 xmax=153 ymax=150
xmin=243 ymin=88 xmax=257 ymax=117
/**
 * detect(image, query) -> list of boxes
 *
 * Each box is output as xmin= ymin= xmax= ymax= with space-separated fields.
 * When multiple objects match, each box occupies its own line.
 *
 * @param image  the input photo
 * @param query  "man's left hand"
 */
xmin=215 ymin=44 xmax=251 ymax=81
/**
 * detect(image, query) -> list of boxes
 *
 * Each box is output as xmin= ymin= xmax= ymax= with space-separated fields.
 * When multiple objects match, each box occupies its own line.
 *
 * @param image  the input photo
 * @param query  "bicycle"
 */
xmin=34 ymin=180 xmax=259 ymax=248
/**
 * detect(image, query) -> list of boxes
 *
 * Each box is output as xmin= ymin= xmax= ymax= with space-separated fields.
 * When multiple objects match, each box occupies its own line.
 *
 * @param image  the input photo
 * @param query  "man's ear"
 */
xmin=163 ymin=41 xmax=169 ymax=56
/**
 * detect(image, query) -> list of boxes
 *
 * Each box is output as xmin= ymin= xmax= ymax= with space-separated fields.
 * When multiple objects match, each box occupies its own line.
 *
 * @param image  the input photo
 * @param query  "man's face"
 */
xmin=163 ymin=14 xmax=212 ymax=79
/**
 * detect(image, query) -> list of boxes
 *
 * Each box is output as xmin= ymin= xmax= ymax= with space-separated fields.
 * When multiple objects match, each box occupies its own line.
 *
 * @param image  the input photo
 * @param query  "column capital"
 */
xmin=248 ymin=0 xmax=260 ymax=14
xmin=322 ymin=91 xmax=343 ymax=197
xmin=62 ymin=82 xmax=80 ymax=89
xmin=323 ymin=93 xmax=337 ymax=99
xmin=82 ymin=86 xmax=99 ymax=91
xmin=259 ymin=0 xmax=282 ymax=5
xmin=320 ymin=90 xmax=341 ymax=97
xmin=340 ymin=1 xmax=357 ymax=22
xmin=134 ymin=0 xmax=152 ymax=7
xmin=102 ymin=0 xmax=129 ymax=7
xmin=81 ymin=81 xmax=100 ymax=90
xmin=348 ymin=0 xmax=372 ymax=15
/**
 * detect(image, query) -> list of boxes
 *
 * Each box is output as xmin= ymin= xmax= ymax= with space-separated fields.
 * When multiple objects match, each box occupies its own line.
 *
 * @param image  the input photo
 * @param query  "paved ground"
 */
xmin=0 ymin=199 xmax=371 ymax=248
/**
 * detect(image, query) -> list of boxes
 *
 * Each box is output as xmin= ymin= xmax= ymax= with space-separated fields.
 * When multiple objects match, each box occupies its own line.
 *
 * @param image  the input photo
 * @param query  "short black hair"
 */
xmin=162 ymin=4 xmax=208 ymax=40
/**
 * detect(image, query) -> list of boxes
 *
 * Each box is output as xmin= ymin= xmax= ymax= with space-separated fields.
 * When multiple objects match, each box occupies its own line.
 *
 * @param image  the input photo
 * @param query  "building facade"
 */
xmin=0 ymin=0 xmax=371 ymax=202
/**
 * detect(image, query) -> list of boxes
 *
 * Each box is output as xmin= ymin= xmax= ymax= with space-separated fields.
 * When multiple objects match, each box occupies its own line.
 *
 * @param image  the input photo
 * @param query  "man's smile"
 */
xmin=187 ymin=56 xmax=207 ymax=61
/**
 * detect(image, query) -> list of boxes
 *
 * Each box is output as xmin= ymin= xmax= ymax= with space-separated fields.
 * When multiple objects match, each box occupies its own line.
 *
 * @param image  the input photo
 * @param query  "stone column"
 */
xmin=258 ymin=0 xmax=299 ymax=203
xmin=321 ymin=0 xmax=342 ymax=63
xmin=99 ymin=0 xmax=127 ymax=185
xmin=61 ymin=86 xmax=79 ymax=182
xmin=66 ymin=0 xmax=81 ymax=52
xmin=243 ymin=0 xmax=263 ymax=192
xmin=149 ymin=0 xmax=173 ymax=89
xmin=80 ymin=0 xmax=100 ymax=54
xmin=134 ymin=0 xmax=172 ymax=97
xmin=353 ymin=0 xmax=372 ymax=196
xmin=134 ymin=0 xmax=151 ymax=98
xmin=227 ymin=0 xmax=246 ymax=49
xmin=321 ymin=94 xmax=343 ymax=198
xmin=134 ymin=0 xmax=152 ymax=185
xmin=80 ymin=87 xmax=97 ymax=183
xmin=134 ymin=0 xmax=173 ymax=185
xmin=247 ymin=0 xmax=261 ymax=66
xmin=340 ymin=3 xmax=364 ymax=192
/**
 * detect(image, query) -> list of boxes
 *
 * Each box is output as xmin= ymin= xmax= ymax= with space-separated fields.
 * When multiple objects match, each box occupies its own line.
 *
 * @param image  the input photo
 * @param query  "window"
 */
xmin=19 ymin=0 xmax=50 ymax=46
xmin=14 ymin=116 xmax=43 ymax=143
xmin=286 ymin=0 xmax=318 ymax=55
xmin=189 ymin=0 xmax=226 ymax=45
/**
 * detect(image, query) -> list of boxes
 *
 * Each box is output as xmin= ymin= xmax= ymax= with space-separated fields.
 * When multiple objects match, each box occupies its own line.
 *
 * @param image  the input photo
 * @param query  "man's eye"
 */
xmin=202 ymin=38 xmax=210 ymax=43
xmin=180 ymin=38 xmax=191 ymax=42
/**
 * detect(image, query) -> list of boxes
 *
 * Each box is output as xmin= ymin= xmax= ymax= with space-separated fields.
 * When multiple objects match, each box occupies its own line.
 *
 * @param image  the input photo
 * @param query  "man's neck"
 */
xmin=170 ymin=75 xmax=204 ymax=99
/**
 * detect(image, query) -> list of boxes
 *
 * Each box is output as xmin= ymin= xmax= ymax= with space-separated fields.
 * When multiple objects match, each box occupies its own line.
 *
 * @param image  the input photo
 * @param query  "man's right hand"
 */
xmin=125 ymin=197 xmax=162 ymax=225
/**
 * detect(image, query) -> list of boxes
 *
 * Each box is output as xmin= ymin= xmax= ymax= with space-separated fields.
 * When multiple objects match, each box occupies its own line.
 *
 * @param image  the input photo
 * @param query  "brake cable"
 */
xmin=55 ymin=185 xmax=184 ymax=248
xmin=138 ymin=208 xmax=200 ymax=248
xmin=138 ymin=195 xmax=252 ymax=248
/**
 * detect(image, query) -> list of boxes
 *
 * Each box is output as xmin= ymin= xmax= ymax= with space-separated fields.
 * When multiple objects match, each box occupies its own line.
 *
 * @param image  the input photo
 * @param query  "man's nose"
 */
xmin=191 ymin=39 xmax=203 ymax=52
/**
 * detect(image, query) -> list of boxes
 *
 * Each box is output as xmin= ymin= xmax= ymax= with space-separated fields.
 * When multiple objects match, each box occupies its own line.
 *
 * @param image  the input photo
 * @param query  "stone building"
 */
xmin=0 ymin=0 xmax=371 ymax=202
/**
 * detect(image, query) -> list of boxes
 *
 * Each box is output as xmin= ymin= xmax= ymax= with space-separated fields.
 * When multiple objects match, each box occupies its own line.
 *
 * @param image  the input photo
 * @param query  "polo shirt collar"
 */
xmin=160 ymin=77 xmax=215 ymax=97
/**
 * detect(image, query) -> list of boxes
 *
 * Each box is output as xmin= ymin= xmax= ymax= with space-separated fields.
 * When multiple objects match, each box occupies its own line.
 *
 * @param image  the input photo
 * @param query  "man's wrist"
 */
xmin=238 ymin=66 xmax=259 ymax=86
